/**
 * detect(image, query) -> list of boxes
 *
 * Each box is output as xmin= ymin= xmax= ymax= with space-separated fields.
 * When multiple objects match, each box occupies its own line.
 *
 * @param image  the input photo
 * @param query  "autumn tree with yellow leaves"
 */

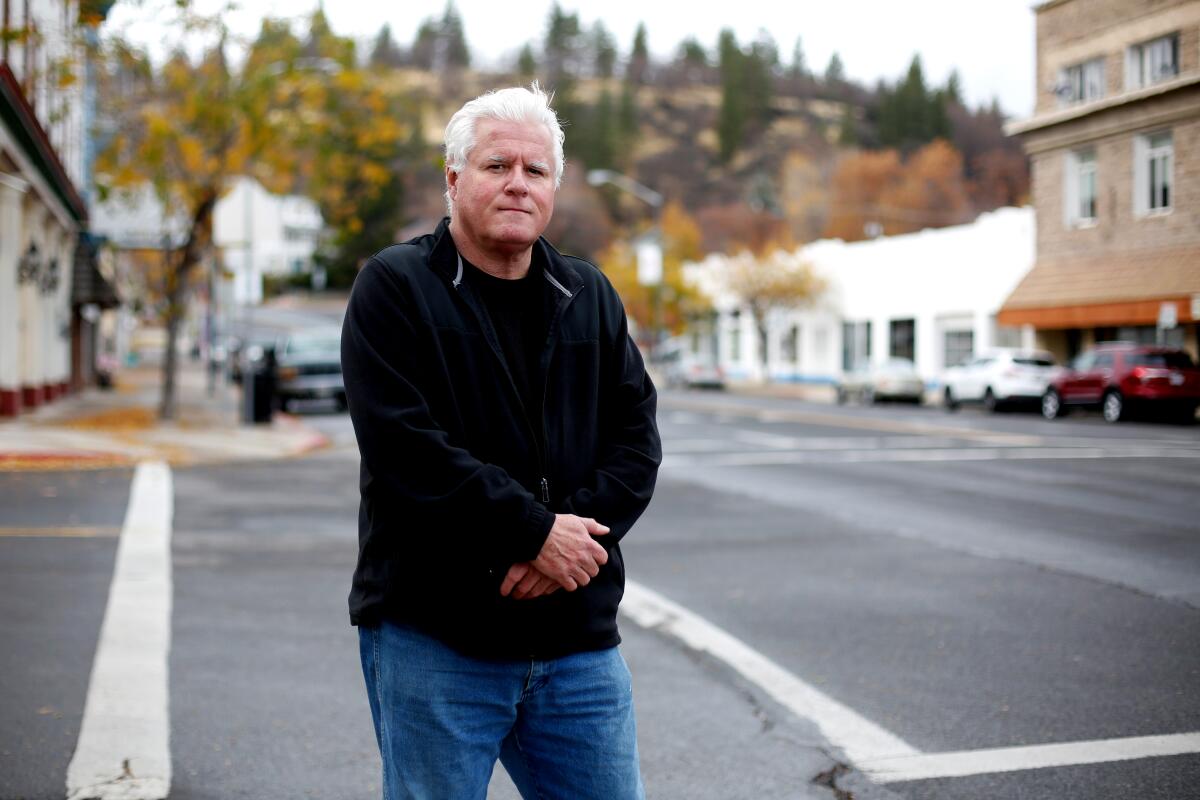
xmin=94 ymin=10 xmax=423 ymax=419
xmin=715 ymin=246 xmax=824 ymax=382
xmin=596 ymin=202 xmax=712 ymax=347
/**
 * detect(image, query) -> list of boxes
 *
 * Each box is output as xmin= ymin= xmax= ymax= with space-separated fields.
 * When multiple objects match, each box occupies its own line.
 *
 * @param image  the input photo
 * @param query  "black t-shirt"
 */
xmin=465 ymin=254 xmax=547 ymax=423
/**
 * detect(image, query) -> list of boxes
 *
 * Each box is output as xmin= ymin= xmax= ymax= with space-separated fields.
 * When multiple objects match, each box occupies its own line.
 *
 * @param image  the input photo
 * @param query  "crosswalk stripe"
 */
xmin=66 ymin=461 xmax=173 ymax=800
xmin=858 ymin=732 xmax=1200 ymax=783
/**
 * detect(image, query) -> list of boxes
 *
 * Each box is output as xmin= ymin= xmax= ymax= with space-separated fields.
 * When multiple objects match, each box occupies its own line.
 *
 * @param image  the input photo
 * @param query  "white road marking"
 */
xmin=858 ymin=732 xmax=1200 ymax=784
xmin=663 ymin=446 xmax=1200 ymax=467
xmin=66 ymin=461 xmax=173 ymax=800
xmin=622 ymin=581 xmax=1200 ymax=783
xmin=660 ymin=395 xmax=1045 ymax=445
xmin=621 ymin=580 xmax=919 ymax=764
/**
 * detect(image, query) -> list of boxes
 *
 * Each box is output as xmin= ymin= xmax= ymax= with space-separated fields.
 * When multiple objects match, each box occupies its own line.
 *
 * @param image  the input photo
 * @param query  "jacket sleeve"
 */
xmin=341 ymin=257 xmax=555 ymax=566
xmin=559 ymin=276 xmax=662 ymax=543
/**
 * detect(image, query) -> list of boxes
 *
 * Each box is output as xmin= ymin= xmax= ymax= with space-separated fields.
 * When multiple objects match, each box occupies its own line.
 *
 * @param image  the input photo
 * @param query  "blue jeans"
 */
xmin=359 ymin=619 xmax=645 ymax=800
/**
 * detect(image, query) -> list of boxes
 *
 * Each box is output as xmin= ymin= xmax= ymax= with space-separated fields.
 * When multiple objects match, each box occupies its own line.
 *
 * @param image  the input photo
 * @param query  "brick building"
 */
xmin=1003 ymin=0 xmax=1200 ymax=361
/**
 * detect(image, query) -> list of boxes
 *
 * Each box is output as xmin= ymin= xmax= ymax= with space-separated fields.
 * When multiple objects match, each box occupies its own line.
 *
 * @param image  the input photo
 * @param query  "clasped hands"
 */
xmin=499 ymin=513 xmax=610 ymax=600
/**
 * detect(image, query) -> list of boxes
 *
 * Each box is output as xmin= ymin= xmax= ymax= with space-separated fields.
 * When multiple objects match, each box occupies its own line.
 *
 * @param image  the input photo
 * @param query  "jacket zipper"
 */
xmin=451 ymin=255 xmax=578 ymax=505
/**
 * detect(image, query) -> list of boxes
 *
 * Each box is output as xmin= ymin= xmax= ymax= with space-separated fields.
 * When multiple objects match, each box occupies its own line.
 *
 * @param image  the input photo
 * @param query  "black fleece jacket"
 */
xmin=341 ymin=219 xmax=661 ymax=659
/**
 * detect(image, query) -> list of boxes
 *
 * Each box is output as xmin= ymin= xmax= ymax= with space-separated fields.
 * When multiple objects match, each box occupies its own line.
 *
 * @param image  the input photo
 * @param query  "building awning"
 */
xmin=0 ymin=65 xmax=87 ymax=224
xmin=71 ymin=233 xmax=120 ymax=310
xmin=997 ymin=246 xmax=1200 ymax=329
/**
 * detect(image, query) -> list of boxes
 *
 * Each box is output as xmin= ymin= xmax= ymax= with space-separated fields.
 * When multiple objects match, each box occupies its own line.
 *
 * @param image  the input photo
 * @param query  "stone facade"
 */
xmin=1004 ymin=0 xmax=1200 ymax=360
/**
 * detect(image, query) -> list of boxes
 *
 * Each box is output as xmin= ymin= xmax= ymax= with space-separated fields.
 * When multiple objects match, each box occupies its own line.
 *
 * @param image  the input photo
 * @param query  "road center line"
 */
xmin=66 ymin=461 xmax=173 ymax=800
xmin=857 ymin=732 xmax=1200 ymax=783
xmin=621 ymin=580 xmax=919 ymax=764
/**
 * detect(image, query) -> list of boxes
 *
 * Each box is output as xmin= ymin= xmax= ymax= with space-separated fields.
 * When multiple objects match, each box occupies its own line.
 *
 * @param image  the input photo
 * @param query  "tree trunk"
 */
xmin=158 ymin=288 xmax=181 ymax=420
xmin=752 ymin=305 xmax=770 ymax=384
xmin=157 ymin=191 xmax=218 ymax=421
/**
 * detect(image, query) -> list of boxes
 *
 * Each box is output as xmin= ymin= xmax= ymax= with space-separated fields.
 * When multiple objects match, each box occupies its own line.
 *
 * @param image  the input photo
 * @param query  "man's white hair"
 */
xmin=443 ymin=83 xmax=566 ymax=216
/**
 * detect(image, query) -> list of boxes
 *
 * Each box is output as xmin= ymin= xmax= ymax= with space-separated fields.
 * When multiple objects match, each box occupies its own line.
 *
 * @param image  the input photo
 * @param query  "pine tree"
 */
xmin=517 ymin=43 xmax=537 ymax=80
xmin=441 ymin=3 xmax=470 ymax=69
xmin=825 ymin=52 xmax=845 ymax=83
xmin=790 ymin=36 xmax=806 ymax=78
xmin=678 ymin=37 xmax=707 ymax=68
xmin=591 ymin=21 xmax=616 ymax=79
xmin=544 ymin=2 xmax=582 ymax=83
xmin=717 ymin=28 xmax=744 ymax=163
xmin=627 ymin=23 xmax=649 ymax=85
xmin=368 ymin=24 xmax=404 ymax=70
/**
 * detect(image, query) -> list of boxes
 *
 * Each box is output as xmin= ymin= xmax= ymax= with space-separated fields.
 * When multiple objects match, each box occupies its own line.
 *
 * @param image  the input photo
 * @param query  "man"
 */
xmin=341 ymin=84 xmax=661 ymax=799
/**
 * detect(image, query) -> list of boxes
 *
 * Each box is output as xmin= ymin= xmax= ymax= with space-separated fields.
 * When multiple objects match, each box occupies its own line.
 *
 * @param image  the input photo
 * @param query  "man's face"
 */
xmin=446 ymin=118 xmax=556 ymax=259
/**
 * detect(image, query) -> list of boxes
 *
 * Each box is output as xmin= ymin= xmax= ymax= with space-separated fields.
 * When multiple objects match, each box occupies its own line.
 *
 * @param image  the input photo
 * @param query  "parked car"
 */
xmin=1041 ymin=342 xmax=1200 ymax=423
xmin=274 ymin=327 xmax=346 ymax=411
xmin=656 ymin=341 xmax=724 ymax=390
xmin=836 ymin=358 xmax=925 ymax=404
xmin=941 ymin=348 xmax=1059 ymax=412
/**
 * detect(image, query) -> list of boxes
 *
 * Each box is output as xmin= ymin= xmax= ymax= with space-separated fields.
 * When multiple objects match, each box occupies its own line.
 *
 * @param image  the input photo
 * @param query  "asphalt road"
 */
xmin=638 ymin=390 xmax=1200 ymax=798
xmin=300 ymin=389 xmax=1200 ymax=797
xmin=0 ymin=469 xmax=131 ymax=800
xmin=4 ymin=389 xmax=1199 ymax=799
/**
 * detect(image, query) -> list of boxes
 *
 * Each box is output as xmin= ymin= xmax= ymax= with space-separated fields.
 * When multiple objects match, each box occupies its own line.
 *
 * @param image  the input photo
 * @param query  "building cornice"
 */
xmin=0 ymin=64 xmax=88 ymax=223
xmin=1033 ymin=0 xmax=1073 ymax=12
xmin=1006 ymin=73 xmax=1200 ymax=138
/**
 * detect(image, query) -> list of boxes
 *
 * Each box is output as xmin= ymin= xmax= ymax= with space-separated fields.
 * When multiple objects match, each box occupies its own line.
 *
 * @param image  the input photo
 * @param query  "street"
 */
xmin=3 ymin=389 xmax=1199 ymax=798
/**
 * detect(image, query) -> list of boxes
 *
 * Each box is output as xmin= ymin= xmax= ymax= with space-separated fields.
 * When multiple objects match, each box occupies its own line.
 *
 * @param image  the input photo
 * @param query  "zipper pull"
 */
xmin=540 ymin=477 xmax=550 ymax=503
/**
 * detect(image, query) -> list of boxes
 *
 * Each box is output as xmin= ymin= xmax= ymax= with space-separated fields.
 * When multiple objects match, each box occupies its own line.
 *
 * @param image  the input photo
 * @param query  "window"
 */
xmin=943 ymin=330 xmax=973 ymax=368
xmin=1134 ymin=131 xmax=1173 ymax=215
xmin=889 ymin=319 xmax=915 ymax=362
xmin=729 ymin=311 xmax=741 ymax=362
xmin=1057 ymin=58 xmax=1105 ymax=105
xmin=781 ymin=325 xmax=801 ymax=364
xmin=1064 ymin=149 xmax=1098 ymax=226
xmin=842 ymin=320 xmax=871 ymax=371
xmin=1127 ymin=34 xmax=1179 ymax=89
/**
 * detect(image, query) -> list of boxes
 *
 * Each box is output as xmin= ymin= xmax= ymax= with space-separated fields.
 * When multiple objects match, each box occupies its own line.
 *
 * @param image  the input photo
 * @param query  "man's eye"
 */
xmin=488 ymin=164 xmax=505 ymax=171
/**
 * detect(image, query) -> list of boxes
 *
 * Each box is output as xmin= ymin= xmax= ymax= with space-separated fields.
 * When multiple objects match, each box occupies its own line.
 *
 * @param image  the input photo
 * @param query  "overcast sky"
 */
xmin=104 ymin=0 xmax=1037 ymax=117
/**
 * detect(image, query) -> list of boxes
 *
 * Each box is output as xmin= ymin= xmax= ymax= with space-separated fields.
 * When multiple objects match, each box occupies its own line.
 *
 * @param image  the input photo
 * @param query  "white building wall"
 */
xmin=0 ymin=0 xmax=88 ymax=414
xmin=686 ymin=207 xmax=1036 ymax=386
xmin=0 ymin=177 xmax=26 ymax=405
xmin=212 ymin=177 xmax=323 ymax=305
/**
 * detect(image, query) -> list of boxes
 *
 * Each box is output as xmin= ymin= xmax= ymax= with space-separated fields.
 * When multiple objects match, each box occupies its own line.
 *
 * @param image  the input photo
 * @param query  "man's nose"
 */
xmin=505 ymin=170 xmax=529 ymax=195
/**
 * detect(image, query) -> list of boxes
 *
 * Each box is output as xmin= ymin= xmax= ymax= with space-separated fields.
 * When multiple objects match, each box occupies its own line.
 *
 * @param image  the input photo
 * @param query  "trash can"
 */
xmin=243 ymin=347 xmax=276 ymax=424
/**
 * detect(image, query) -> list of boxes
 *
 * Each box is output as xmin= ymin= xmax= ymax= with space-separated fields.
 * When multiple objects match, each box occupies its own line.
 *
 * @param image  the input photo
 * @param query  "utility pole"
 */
xmin=586 ymin=169 xmax=665 ymax=354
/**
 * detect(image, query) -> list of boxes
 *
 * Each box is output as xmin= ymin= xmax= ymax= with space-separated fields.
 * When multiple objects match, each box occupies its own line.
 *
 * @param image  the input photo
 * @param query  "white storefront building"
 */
xmin=687 ymin=207 xmax=1036 ymax=386
xmin=0 ymin=0 xmax=114 ymax=417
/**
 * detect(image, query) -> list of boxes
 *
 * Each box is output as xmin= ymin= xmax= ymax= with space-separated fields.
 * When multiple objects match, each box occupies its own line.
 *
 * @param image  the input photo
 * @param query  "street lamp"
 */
xmin=586 ymin=170 xmax=666 ymax=353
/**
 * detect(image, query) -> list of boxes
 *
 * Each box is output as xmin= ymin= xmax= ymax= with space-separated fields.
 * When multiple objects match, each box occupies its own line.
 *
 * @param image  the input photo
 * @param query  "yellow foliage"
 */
xmin=597 ymin=202 xmax=711 ymax=342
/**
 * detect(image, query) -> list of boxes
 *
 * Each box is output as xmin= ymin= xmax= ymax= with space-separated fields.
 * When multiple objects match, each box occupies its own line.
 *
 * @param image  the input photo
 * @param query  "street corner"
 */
xmin=0 ymin=450 xmax=138 ymax=473
xmin=270 ymin=412 xmax=334 ymax=458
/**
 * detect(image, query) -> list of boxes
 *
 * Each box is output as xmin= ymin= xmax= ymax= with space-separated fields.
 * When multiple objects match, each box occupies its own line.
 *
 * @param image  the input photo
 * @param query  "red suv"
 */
xmin=1041 ymin=342 xmax=1200 ymax=423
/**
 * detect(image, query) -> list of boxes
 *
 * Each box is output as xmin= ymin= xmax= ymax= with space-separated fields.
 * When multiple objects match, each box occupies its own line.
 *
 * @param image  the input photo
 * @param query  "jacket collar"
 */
xmin=428 ymin=217 xmax=584 ymax=298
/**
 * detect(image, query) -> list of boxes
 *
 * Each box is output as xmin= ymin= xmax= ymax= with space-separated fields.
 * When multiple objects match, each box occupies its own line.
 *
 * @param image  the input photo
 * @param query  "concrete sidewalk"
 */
xmin=0 ymin=361 xmax=329 ymax=471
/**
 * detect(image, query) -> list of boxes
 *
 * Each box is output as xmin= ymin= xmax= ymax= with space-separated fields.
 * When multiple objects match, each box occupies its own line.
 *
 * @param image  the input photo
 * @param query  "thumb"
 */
xmin=583 ymin=518 xmax=611 ymax=535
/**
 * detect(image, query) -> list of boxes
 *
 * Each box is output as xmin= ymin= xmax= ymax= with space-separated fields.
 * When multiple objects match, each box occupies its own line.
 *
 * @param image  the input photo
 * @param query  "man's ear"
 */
xmin=445 ymin=167 xmax=459 ymax=199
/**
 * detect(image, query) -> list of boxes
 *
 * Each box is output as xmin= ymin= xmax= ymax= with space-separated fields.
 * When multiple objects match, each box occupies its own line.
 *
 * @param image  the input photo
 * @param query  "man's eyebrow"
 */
xmin=528 ymin=160 xmax=550 ymax=172
xmin=485 ymin=154 xmax=509 ymax=164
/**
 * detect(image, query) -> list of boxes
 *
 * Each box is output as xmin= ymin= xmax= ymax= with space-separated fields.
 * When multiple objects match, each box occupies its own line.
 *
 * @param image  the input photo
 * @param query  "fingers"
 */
xmin=508 ymin=566 xmax=567 ymax=600
xmin=499 ymin=562 xmax=530 ymax=597
xmin=582 ymin=517 xmax=611 ymax=536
